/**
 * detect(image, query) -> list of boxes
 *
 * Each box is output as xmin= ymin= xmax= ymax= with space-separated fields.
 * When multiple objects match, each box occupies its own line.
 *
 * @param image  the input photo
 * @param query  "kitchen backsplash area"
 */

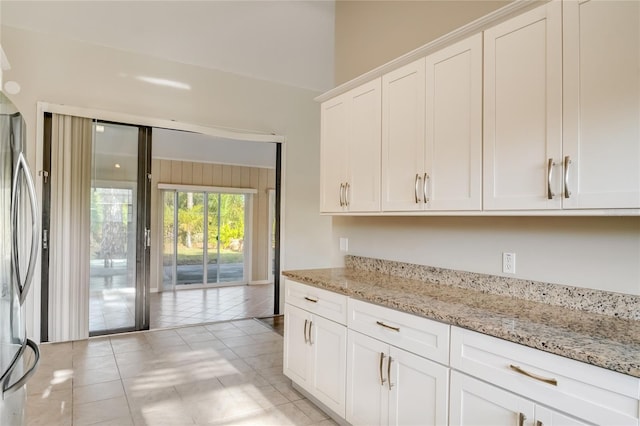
xmin=345 ymin=255 xmax=640 ymax=321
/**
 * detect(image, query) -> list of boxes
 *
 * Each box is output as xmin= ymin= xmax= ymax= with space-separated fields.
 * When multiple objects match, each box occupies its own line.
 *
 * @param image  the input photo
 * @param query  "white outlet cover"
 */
xmin=339 ymin=237 xmax=348 ymax=252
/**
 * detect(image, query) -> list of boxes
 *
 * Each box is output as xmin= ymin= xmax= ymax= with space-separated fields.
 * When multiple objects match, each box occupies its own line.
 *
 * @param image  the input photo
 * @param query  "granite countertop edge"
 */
xmin=282 ymin=268 xmax=640 ymax=379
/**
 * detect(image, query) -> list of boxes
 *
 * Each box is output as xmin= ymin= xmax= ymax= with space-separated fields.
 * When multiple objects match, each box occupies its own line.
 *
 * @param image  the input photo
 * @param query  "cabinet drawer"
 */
xmin=347 ymin=298 xmax=450 ymax=365
xmin=450 ymin=327 xmax=640 ymax=426
xmin=285 ymin=279 xmax=348 ymax=325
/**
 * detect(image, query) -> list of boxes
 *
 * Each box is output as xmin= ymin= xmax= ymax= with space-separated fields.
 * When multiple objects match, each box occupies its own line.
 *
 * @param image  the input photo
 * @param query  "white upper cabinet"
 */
xmin=319 ymin=0 xmax=639 ymax=215
xmin=382 ymin=59 xmax=427 ymax=211
xmin=425 ymin=33 xmax=483 ymax=211
xmin=483 ymin=1 xmax=563 ymax=210
xmin=562 ymin=0 xmax=640 ymax=209
xmin=320 ymin=79 xmax=381 ymax=213
xmin=382 ymin=34 xmax=482 ymax=212
xmin=320 ymin=95 xmax=348 ymax=213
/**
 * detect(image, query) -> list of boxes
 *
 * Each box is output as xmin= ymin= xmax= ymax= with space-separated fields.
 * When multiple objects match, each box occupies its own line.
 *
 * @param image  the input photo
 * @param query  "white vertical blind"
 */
xmin=49 ymin=114 xmax=92 ymax=342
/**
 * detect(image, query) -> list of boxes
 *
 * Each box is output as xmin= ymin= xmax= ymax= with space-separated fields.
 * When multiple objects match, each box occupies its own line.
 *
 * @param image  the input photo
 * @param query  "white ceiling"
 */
xmin=0 ymin=0 xmax=335 ymax=92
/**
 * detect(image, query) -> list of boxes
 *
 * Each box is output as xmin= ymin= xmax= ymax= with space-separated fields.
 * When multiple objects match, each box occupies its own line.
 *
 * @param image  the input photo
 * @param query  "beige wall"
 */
xmin=150 ymin=159 xmax=275 ymax=290
xmin=334 ymin=0 xmax=509 ymax=84
xmin=331 ymin=1 xmax=640 ymax=295
xmin=2 ymin=25 xmax=334 ymax=338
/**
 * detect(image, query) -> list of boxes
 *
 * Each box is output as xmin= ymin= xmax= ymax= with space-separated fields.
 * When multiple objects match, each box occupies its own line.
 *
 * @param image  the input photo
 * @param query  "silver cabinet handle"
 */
xmin=509 ymin=364 xmax=558 ymax=386
xmin=11 ymin=153 xmax=40 ymax=305
xmin=547 ymin=158 xmax=555 ymax=200
xmin=344 ymin=182 xmax=350 ymax=207
xmin=308 ymin=321 xmax=313 ymax=345
xmin=376 ymin=321 xmax=400 ymax=332
xmin=379 ymin=352 xmax=386 ymax=385
xmin=423 ymin=172 xmax=430 ymax=204
xmin=563 ymin=156 xmax=572 ymax=199
xmin=387 ymin=356 xmax=393 ymax=390
xmin=517 ymin=412 xmax=526 ymax=426
xmin=303 ymin=319 xmax=308 ymax=343
xmin=304 ymin=296 xmax=318 ymax=303
xmin=414 ymin=174 xmax=421 ymax=204
xmin=2 ymin=339 xmax=40 ymax=398
xmin=339 ymin=183 xmax=344 ymax=207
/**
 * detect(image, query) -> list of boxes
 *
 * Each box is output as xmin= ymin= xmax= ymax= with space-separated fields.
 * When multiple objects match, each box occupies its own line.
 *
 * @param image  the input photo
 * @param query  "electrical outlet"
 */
xmin=503 ymin=252 xmax=516 ymax=274
xmin=339 ymin=237 xmax=349 ymax=252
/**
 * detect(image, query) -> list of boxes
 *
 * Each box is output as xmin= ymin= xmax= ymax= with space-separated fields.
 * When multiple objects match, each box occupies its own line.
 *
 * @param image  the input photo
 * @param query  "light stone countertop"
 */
xmin=282 ymin=267 xmax=640 ymax=378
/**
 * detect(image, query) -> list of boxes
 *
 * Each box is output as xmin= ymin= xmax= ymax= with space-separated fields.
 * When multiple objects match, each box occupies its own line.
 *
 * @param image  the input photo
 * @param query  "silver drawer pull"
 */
xmin=563 ymin=156 xmax=572 ymax=199
xmin=304 ymin=296 xmax=318 ymax=303
xmin=387 ymin=356 xmax=393 ymax=390
xmin=376 ymin=321 xmax=400 ymax=332
xmin=509 ymin=364 xmax=558 ymax=386
xmin=547 ymin=158 xmax=555 ymax=199
xmin=379 ymin=352 xmax=386 ymax=385
xmin=303 ymin=319 xmax=308 ymax=343
xmin=518 ymin=412 xmax=526 ymax=426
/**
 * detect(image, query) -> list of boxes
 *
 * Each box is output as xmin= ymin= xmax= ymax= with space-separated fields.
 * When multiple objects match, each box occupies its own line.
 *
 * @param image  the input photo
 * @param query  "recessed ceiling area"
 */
xmin=0 ymin=1 xmax=336 ymax=92
xmin=153 ymin=128 xmax=276 ymax=169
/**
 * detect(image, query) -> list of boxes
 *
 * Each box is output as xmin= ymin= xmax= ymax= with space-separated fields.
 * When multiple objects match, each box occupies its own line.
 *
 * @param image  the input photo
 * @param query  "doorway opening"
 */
xmin=148 ymin=128 xmax=281 ymax=329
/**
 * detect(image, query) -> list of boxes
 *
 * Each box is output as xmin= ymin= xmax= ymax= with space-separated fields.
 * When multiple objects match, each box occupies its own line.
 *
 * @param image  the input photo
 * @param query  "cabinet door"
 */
xmin=382 ymin=58 xmax=426 ymax=212
xmin=309 ymin=315 xmax=347 ymax=418
xmin=450 ymin=371 xmax=535 ymax=426
xmin=388 ymin=346 xmax=449 ymax=426
xmin=425 ymin=34 xmax=482 ymax=211
xmin=347 ymin=78 xmax=382 ymax=212
xmin=346 ymin=330 xmax=388 ymax=426
xmin=283 ymin=304 xmax=311 ymax=388
xmin=563 ymin=0 xmax=640 ymax=209
xmin=320 ymin=94 xmax=348 ymax=213
xmin=535 ymin=406 xmax=593 ymax=426
xmin=483 ymin=2 xmax=562 ymax=210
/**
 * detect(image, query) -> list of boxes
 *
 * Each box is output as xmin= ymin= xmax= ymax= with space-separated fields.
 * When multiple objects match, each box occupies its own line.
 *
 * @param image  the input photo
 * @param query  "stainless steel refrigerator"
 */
xmin=0 ymin=91 xmax=40 ymax=425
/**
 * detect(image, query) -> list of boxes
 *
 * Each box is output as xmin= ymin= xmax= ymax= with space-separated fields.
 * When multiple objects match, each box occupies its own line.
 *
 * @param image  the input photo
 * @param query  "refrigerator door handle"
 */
xmin=11 ymin=152 xmax=40 ymax=306
xmin=1 ymin=339 xmax=40 ymax=399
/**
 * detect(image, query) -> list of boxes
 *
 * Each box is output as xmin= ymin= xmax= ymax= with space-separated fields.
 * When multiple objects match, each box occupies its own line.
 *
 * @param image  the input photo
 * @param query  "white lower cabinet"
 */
xmin=450 ymin=371 xmax=534 ymax=426
xmin=284 ymin=282 xmax=640 ymax=426
xmin=450 ymin=371 xmax=592 ymax=426
xmin=346 ymin=330 xmax=449 ymax=426
xmin=283 ymin=303 xmax=347 ymax=418
xmin=450 ymin=327 xmax=640 ymax=426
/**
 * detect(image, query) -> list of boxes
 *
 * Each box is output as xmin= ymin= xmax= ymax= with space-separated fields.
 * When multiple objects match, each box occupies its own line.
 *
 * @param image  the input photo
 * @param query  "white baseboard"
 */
xmin=249 ymin=280 xmax=273 ymax=285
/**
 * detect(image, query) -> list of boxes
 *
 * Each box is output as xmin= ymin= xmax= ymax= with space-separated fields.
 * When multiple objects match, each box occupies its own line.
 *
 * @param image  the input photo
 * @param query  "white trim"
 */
xmin=37 ymin=102 xmax=285 ymax=143
xmin=315 ymin=0 xmax=542 ymax=103
xmin=249 ymin=280 xmax=272 ymax=285
xmin=157 ymin=183 xmax=257 ymax=194
xmin=320 ymin=209 xmax=640 ymax=217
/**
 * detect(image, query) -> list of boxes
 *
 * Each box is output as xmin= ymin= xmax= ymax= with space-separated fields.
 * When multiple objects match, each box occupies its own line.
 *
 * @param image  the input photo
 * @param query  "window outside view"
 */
xmin=163 ymin=191 xmax=246 ymax=287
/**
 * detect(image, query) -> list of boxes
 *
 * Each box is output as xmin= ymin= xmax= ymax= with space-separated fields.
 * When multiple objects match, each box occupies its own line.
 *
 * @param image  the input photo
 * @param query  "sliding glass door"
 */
xmin=162 ymin=190 xmax=249 ymax=289
xmin=88 ymin=122 xmax=151 ymax=335
xmin=41 ymin=117 xmax=151 ymax=340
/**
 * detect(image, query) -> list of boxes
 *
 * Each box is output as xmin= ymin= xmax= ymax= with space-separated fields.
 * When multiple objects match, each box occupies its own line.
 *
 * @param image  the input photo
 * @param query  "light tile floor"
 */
xmin=150 ymin=285 xmax=275 ymax=329
xmin=90 ymin=284 xmax=275 ymax=333
xmin=26 ymin=319 xmax=336 ymax=426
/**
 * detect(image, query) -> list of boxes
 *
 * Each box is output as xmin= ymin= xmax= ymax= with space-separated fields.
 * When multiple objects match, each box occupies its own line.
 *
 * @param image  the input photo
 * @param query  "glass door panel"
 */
xmin=207 ymin=193 xmax=220 ymax=284
xmin=176 ymin=191 xmax=204 ymax=286
xmin=219 ymin=193 xmax=245 ymax=283
xmin=162 ymin=191 xmax=176 ymax=291
xmin=89 ymin=122 xmax=138 ymax=333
